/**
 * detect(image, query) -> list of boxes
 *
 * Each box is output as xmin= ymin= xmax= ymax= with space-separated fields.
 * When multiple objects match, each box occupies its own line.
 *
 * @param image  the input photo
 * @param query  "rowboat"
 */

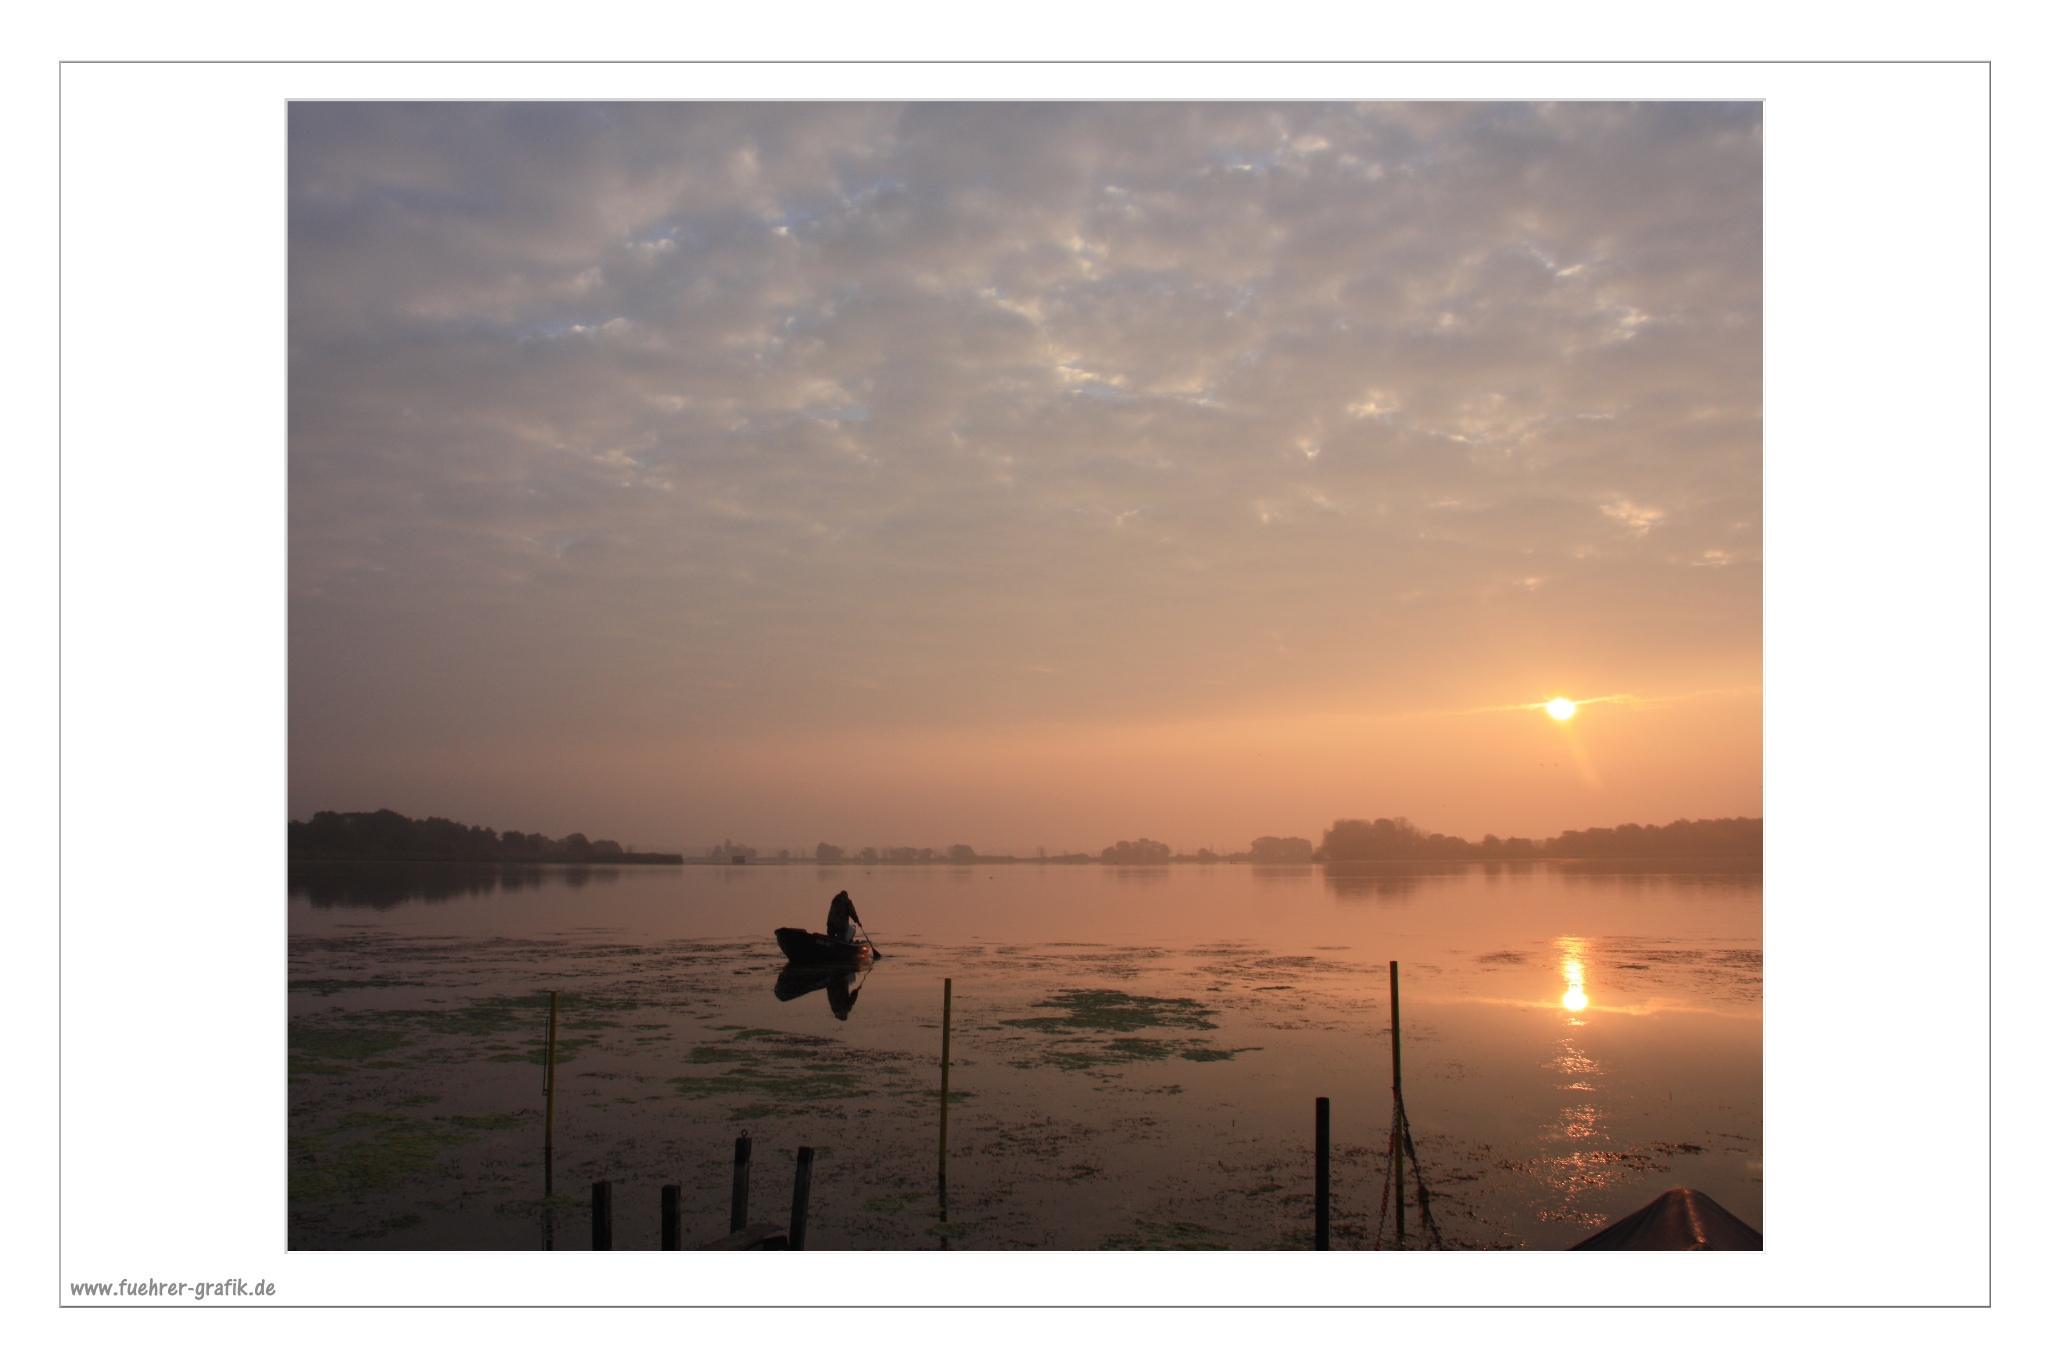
xmin=774 ymin=926 xmax=873 ymax=967
xmin=1570 ymin=1188 xmax=1761 ymax=1250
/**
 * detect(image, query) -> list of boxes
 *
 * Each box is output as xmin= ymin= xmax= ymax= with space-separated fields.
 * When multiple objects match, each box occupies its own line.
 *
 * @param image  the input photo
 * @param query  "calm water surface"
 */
xmin=288 ymin=861 xmax=1761 ymax=1249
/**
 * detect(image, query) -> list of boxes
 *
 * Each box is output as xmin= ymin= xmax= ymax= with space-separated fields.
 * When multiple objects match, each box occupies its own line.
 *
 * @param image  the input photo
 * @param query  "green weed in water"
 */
xmin=1000 ymin=989 xmax=1219 ymax=1034
xmin=290 ymin=1114 xmax=481 ymax=1203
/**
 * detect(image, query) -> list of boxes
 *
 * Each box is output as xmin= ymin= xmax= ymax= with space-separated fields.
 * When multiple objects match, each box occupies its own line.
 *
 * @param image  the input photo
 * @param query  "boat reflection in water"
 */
xmin=773 ymin=964 xmax=870 ymax=1020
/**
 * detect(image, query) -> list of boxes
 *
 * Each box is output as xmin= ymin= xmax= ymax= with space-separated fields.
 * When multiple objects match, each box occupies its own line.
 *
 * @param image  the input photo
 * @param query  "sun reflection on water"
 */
xmin=1560 ymin=941 xmax=1590 ymax=1013
xmin=1539 ymin=938 xmax=1612 ymax=1226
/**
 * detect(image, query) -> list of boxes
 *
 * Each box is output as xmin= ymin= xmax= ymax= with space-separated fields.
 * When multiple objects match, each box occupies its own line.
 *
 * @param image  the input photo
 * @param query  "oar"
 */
xmin=857 ymin=925 xmax=884 ymax=960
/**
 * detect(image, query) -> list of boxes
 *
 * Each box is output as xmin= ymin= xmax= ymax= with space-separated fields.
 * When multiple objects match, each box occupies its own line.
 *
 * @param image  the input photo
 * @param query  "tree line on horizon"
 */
xmin=1308 ymin=815 xmax=1760 ymax=862
xmin=807 ymin=816 xmax=1758 ymax=864
xmin=289 ymin=808 xmax=1760 ymax=867
xmin=288 ymin=809 xmax=680 ymax=864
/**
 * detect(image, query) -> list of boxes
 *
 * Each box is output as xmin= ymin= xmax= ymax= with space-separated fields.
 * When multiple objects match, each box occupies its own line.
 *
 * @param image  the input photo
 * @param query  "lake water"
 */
xmin=287 ymin=860 xmax=1761 ymax=1250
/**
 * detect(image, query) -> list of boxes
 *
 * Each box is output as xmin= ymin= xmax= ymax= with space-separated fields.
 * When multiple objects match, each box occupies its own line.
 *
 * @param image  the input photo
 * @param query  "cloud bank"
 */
xmin=290 ymin=102 xmax=1760 ymax=848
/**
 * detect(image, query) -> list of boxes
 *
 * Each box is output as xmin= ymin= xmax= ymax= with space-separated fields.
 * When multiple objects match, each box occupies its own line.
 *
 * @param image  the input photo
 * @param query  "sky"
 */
xmin=289 ymin=102 xmax=1760 ymax=854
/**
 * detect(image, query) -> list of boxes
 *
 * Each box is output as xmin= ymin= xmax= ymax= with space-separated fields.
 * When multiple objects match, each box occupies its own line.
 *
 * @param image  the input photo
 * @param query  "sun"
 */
xmin=1544 ymin=696 xmax=1577 ymax=721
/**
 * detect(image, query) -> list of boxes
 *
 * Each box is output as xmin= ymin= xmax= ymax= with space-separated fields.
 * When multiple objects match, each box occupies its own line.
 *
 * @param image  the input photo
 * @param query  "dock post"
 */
xmin=730 ymin=1131 xmax=753 ymax=1232
xmin=661 ymin=1184 xmax=682 ymax=1250
xmin=591 ymin=1179 xmax=612 ymax=1250
xmin=938 ymin=978 xmax=953 ymax=1210
xmin=789 ymin=1146 xmax=816 ymax=1250
xmin=542 ymin=990 xmax=559 ymax=1197
xmin=1315 ymin=1096 xmax=1331 ymax=1250
xmin=1390 ymin=960 xmax=1404 ymax=1247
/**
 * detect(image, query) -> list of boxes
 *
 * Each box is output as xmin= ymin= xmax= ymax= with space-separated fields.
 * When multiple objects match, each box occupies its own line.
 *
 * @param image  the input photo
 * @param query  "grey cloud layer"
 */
xmin=290 ymin=102 xmax=1759 ymax=779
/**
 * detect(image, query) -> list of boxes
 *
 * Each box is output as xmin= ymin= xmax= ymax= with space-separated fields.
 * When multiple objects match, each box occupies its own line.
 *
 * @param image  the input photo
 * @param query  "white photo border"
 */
xmin=53 ymin=59 xmax=1991 ymax=1309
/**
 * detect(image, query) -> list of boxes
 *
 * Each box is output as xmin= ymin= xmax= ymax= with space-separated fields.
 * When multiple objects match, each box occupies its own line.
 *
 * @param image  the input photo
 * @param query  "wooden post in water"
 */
xmin=661 ymin=1184 xmax=682 ymax=1250
xmin=542 ymin=990 xmax=559 ymax=1197
xmin=938 ymin=978 xmax=953 ymax=1213
xmin=1314 ymin=1096 xmax=1331 ymax=1250
xmin=591 ymin=1179 xmax=612 ymax=1250
xmin=789 ymin=1146 xmax=816 ymax=1250
xmin=730 ymin=1132 xmax=752 ymax=1233
xmin=1389 ymin=960 xmax=1404 ymax=1247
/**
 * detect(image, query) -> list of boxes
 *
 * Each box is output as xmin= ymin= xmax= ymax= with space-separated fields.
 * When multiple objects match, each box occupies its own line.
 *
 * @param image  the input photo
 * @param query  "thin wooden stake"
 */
xmin=730 ymin=1132 xmax=752 ymax=1233
xmin=661 ymin=1184 xmax=682 ymax=1250
xmin=789 ymin=1147 xmax=816 ymax=1250
xmin=1390 ymin=960 xmax=1404 ymax=1248
xmin=591 ymin=1179 xmax=612 ymax=1251
xmin=938 ymin=978 xmax=953 ymax=1213
xmin=1314 ymin=1096 xmax=1331 ymax=1250
xmin=543 ymin=990 xmax=559 ymax=1197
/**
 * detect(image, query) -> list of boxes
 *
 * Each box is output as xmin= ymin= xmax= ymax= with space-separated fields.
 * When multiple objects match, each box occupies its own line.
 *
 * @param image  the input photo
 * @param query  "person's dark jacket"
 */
xmin=826 ymin=891 xmax=861 ymax=943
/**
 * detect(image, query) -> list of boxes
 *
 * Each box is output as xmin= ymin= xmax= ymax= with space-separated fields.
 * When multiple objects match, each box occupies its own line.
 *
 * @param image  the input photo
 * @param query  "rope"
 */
xmin=1371 ymin=1110 xmax=1397 ymax=1249
xmin=1396 ymin=1103 xmax=1446 ymax=1250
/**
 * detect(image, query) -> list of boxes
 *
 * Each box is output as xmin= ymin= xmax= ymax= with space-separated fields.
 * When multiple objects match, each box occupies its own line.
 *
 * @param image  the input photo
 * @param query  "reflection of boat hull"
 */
xmin=774 ymin=927 xmax=872 ymax=966
xmin=774 ymin=964 xmax=859 ymax=1001
xmin=773 ymin=962 xmax=869 ymax=1019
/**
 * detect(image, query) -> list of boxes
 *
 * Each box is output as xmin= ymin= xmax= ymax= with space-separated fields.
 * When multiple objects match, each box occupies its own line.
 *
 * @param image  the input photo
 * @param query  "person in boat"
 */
xmin=826 ymin=890 xmax=863 ymax=946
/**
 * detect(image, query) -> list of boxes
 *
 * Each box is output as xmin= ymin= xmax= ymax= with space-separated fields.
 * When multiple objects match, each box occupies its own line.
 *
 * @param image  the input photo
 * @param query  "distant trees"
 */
xmin=1317 ymin=815 xmax=1760 ymax=862
xmin=289 ymin=809 xmax=678 ymax=864
xmin=793 ymin=816 xmax=1759 ymax=871
xmin=1100 ymin=837 xmax=1172 ymax=865
xmin=1248 ymin=836 xmax=1314 ymax=864
xmin=1318 ymin=817 xmax=1466 ymax=862
xmin=806 ymin=844 xmax=991 ymax=865
xmin=1547 ymin=817 xmax=1761 ymax=857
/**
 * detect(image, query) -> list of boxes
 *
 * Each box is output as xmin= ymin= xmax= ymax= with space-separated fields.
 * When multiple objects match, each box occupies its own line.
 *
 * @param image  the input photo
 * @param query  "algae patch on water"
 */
xmin=672 ymin=1028 xmax=900 ymax=1116
xmin=1000 ymin=989 xmax=1218 ymax=1034
xmin=1101 ymin=1218 xmax=1232 ymax=1250
xmin=290 ymin=1112 xmax=485 ymax=1204
xmin=994 ymin=988 xmax=1246 ymax=1073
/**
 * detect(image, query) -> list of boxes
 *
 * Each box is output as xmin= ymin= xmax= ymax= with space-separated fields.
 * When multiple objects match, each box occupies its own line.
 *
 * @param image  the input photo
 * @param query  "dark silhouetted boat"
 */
xmin=1571 ymin=1188 xmax=1761 ymax=1250
xmin=774 ymin=927 xmax=873 ymax=967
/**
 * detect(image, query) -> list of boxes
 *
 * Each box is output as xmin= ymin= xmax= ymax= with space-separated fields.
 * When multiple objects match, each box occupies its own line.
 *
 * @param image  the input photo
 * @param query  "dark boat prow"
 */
xmin=1570 ymin=1188 xmax=1761 ymax=1250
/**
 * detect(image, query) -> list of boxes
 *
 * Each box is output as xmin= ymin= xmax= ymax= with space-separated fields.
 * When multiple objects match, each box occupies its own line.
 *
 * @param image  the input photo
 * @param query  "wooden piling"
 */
xmin=542 ymin=990 xmax=559 ymax=1196
xmin=1390 ymin=960 xmax=1404 ymax=1247
xmin=789 ymin=1146 xmax=816 ymax=1250
xmin=938 ymin=978 xmax=953 ymax=1206
xmin=1314 ymin=1096 xmax=1331 ymax=1250
xmin=730 ymin=1132 xmax=753 ymax=1233
xmin=661 ymin=1184 xmax=682 ymax=1250
xmin=591 ymin=1179 xmax=612 ymax=1250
